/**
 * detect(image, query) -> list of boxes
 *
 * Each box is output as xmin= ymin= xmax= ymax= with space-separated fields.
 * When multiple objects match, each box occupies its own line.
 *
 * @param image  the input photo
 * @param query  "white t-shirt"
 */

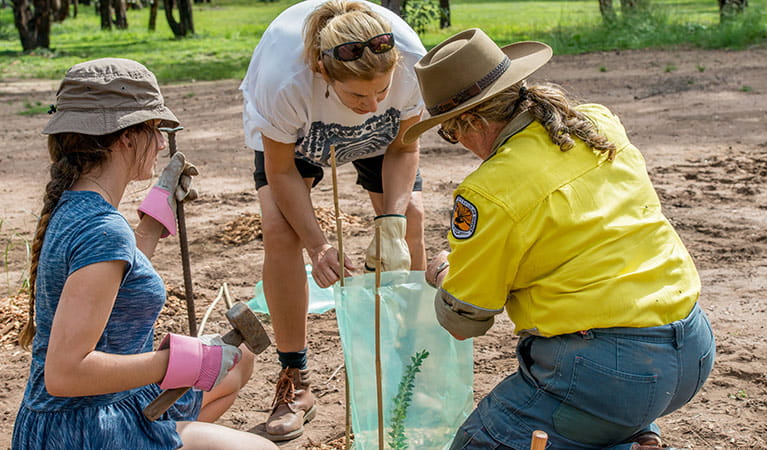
xmin=239 ymin=0 xmax=426 ymax=167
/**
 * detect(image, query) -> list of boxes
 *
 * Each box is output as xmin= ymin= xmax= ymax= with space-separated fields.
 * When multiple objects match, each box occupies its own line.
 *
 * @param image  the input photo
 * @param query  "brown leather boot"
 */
xmin=265 ymin=367 xmax=317 ymax=441
xmin=629 ymin=431 xmax=664 ymax=449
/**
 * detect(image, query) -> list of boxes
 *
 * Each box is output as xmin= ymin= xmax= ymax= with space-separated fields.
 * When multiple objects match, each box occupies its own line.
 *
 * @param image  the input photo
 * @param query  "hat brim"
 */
xmin=42 ymin=106 xmax=179 ymax=136
xmin=403 ymin=41 xmax=552 ymax=145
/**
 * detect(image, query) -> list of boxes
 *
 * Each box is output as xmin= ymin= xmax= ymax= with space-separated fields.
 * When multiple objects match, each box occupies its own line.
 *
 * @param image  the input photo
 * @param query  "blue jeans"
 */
xmin=450 ymin=303 xmax=715 ymax=449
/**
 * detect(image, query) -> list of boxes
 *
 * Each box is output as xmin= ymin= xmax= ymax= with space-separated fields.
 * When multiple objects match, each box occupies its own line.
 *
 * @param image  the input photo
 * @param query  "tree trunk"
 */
xmin=719 ymin=0 xmax=747 ymax=20
xmin=178 ymin=0 xmax=192 ymax=34
xmin=381 ymin=0 xmax=401 ymax=16
xmin=12 ymin=0 xmax=51 ymax=50
xmin=100 ymin=0 xmax=111 ymax=29
xmin=439 ymin=0 xmax=450 ymax=28
xmin=599 ymin=0 xmax=617 ymax=21
xmin=620 ymin=0 xmax=648 ymax=14
xmin=51 ymin=0 xmax=68 ymax=21
xmin=148 ymin=0 xmax=157 ymax=30
xmin=163 ymin=0 xmax=193 ymax=36
xmin=112 ymin=0 xmax=126 ymax=28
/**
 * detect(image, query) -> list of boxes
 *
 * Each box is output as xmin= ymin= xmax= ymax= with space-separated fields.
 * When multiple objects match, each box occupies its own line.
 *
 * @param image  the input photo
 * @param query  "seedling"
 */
xmin=388 ymin=349 xmax=430 ymax=450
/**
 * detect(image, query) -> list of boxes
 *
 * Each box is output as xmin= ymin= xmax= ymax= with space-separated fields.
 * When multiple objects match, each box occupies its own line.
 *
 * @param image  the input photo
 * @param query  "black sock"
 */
xmin=277 ymin=348 xmax=308 ymax=370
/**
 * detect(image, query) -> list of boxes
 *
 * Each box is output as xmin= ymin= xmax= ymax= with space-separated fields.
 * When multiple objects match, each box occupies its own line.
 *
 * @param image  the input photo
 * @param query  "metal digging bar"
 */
xmin=159 ymin=126 xmax=197 ymax=337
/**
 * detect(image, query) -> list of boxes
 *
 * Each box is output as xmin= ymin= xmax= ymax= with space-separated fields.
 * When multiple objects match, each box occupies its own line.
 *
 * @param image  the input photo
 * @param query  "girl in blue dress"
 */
xmin=12 ymin=58 xmax=277 ymax=450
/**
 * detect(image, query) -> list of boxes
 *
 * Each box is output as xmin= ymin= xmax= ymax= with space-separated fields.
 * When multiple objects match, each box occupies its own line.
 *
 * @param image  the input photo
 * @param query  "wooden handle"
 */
xmin=143 ymin=386 xmax=190 ymax=421
xmin=143 ymin=330 xmax=246 ymax=421
xmin=530 ymin=430 xmax=548 ymax=450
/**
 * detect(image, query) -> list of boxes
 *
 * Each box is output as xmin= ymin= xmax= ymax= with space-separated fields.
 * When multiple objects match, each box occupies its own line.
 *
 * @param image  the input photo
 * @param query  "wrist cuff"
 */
xmin=374 ymin=214 xmax=406 ymax=220
xmin=138 ymin=187 xmax=176 ymax=237
xmin=159 ymin=333 xmax=203 ymax=389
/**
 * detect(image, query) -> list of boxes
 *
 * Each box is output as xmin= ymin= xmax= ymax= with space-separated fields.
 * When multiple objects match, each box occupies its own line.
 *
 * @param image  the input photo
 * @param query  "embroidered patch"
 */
xmin=452 ymin=195 xmax=478 ymax=239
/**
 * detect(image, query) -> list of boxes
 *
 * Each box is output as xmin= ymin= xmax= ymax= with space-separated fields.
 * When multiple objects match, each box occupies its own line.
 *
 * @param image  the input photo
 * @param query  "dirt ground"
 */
xmin=1 ymin=46 xmax=766 ymax=449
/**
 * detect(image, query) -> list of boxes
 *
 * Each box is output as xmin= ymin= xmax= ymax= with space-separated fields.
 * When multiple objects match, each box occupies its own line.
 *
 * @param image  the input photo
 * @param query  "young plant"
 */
xmin=388 ymin=349 xmax=430 ymax=450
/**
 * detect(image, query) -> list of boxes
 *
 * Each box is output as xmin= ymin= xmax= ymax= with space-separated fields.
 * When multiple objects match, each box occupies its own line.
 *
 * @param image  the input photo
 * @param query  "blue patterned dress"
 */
xmin=12 ymin=191 xmax=202 ymax=450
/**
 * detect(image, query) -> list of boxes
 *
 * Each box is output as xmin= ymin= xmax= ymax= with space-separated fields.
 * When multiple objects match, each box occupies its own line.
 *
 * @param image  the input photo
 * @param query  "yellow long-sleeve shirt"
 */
xmin=437 ymin=104 xmax=699 ymax=338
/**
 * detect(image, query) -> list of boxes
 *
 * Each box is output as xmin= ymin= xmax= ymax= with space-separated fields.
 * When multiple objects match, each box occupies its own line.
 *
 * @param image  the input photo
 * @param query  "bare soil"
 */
xmin=1 ymin=46 xmax=766 ymax=449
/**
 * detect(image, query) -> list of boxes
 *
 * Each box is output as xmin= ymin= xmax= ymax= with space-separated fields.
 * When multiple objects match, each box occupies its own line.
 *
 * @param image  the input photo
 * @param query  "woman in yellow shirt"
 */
xmin=406 ymin=29 xmax=715 ymax=449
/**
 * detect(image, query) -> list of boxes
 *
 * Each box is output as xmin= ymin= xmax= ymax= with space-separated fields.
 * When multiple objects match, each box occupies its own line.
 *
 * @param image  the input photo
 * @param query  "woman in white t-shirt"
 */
xmin=239 ymin=0 xmax=426 ymax=442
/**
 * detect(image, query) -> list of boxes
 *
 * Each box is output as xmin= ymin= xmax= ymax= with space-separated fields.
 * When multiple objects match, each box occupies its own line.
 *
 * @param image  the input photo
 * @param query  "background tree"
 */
xmin=438 ymin=0 xmax=450 ymax=28
xmin=163 ymin=0 xmax=193 ymax=37
xmin=718 ymin=0 xmax=747 ymax=20
xmin=381 ymin=0 xmax=402 ymax=16
xmin=11 ymin=0 xmax=51 ymax=51
xmin=99 ymin=0 xmax=127 ymax=29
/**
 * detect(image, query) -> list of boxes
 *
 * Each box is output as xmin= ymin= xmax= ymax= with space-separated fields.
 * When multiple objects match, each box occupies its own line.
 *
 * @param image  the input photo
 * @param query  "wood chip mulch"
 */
xmin=220 ymin=207 xmax=369 ymax=246
xmin=0 ymin=293 xmax=28 ymax=349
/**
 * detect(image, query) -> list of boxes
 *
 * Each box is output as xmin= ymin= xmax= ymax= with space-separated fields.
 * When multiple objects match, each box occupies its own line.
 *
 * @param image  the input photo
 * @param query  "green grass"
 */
xmin=0 ymin=0 xmax=765 ymax=82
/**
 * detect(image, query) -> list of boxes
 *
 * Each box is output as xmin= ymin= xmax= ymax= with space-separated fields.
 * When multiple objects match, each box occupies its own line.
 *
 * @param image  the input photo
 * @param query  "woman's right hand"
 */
xmin=307 ymin=243 xmax=355 ymax=288
xmin=159 ymin=333 xmax=241 ymax=392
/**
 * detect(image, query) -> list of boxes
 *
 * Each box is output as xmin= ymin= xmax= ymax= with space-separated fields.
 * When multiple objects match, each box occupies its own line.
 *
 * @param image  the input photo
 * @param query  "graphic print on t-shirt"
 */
xmin=297 ymin=107 xmax=400 ymax=166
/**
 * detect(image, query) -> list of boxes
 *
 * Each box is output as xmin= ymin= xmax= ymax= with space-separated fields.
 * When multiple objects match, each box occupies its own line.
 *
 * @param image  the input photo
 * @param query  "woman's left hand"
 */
xmin=425 ymin=250 xmax=450 ymax=288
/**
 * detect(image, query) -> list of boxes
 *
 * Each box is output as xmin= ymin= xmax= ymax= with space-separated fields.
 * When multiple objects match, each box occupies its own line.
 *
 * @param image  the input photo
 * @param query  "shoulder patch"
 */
xmin=452 ymin=195 xmax=478 ymax=239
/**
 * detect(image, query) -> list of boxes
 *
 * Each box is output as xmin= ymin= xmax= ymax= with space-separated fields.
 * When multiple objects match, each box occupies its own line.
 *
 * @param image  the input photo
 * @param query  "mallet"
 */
xmin=143 ymin=302 xmax=271 ymax=421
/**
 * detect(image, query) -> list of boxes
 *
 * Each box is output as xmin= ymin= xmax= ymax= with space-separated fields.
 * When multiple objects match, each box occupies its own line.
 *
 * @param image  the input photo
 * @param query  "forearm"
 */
xmin=134 ymin=216 xmax=165 ymax=258
xmin=381 ymin=148 xmax=418 ymax=214
xmin=45 ymin=350 xmax=169 ymax=397
xmin=269 ymin=171 xmax=327 ymax=252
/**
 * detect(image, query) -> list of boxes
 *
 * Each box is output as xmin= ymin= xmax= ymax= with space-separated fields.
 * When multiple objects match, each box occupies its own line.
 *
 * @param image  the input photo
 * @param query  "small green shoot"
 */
xmin=599 ymin=65 xmax=608 ymax=72
xmin=739 ymin=85 xmax=753 ymax=92
xmin=697 ymin=64 xmax=706 ymax=72
xmin=1 ymin=219 xmax=32 ymax=295
xmin=388 ymin=349 xmax=430 ymax=450
xmin=664 ymin=64 xmax=677 ymax=73
xmin=728 ymin=389 xmax=748 ymax=400
xmin=17 ymin=101 xmax=49 ymax=116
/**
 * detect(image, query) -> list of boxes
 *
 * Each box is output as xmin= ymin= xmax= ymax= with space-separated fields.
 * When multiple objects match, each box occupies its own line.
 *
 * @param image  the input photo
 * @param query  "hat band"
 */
xmin=427 ymin=56 xmax=511 ymax=116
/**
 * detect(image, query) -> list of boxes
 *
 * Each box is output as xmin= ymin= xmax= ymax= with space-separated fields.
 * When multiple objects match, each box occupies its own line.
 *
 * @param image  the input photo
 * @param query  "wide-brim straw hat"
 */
xmin=403 ymin=28 xmax=552 ymax=144
xmin=43 ymin=58 xmax=179 ymax=135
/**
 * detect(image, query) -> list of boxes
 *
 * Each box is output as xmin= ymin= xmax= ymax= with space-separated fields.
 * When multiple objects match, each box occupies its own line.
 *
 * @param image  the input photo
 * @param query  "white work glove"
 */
xmin=364 ymin=214 xmax=410 ymax=272
xmin=138 ymin=152 xmax=198 ymax=237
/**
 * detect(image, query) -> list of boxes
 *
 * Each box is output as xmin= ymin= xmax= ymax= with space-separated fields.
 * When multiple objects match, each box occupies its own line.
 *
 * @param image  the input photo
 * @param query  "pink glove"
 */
xmin=138 ymin=152 xmax=198 ymax=237
xmin=158 ymin=333 xmax=241 ymax=392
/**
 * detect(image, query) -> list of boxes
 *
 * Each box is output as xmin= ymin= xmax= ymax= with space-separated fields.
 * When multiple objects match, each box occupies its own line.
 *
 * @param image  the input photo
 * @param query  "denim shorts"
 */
xmin=450 ymin=303 xmax=715 ymax=450
xmin=253 ymin=151 xmax=422 ymax=194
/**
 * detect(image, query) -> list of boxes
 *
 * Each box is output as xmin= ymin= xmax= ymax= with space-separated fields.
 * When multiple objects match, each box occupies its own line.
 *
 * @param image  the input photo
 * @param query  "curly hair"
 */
xmin=442 ymin=82 xmax=617 ymax=160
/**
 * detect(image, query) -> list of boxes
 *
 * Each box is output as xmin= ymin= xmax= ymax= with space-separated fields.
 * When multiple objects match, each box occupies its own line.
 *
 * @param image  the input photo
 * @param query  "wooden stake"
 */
xmin=329 ymin=145 xmax=344 ymax=288
xmin=330 ymin=145 xmax=352 ymax=450
xmin=530 ymin=430 xmax=548 ymax=450
xmin=374 ymin=224 xmax=384 ymax=450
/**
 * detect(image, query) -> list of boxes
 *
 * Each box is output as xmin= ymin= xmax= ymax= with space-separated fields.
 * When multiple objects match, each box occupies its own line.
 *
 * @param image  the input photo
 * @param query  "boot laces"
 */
xmin=271 ymin=369 xmax=296 ymax=407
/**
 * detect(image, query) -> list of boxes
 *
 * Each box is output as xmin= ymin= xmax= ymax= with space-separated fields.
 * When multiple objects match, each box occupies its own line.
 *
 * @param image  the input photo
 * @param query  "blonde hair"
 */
xmin=18 ymin=124 xmax=155 ymax=350
xmin=443 ymin=82 xmax=617 ymax=160
xmin=303 ymin=0 xmax=399 ymax=81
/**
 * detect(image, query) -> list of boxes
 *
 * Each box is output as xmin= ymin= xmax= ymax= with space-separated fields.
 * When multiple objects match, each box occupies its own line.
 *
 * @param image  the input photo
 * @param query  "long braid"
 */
xmin=18 ymin=131 xmax=124 ymax=350
xmin=19 ymin=142 xmax=79 ymax=350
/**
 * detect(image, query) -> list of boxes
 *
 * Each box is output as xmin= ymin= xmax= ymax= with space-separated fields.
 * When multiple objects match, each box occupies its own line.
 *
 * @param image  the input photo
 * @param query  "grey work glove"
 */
xmin=364 ymin=214 xmax=410 ymax=272
xmin=138 ymin=152 xmax=198 ymax=236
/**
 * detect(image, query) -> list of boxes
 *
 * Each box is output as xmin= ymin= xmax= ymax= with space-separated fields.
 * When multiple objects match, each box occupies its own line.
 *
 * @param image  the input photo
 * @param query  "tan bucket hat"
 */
xmin=403 ymin=28 xmax=552 ymax=144
xmin=43 ymin=58 xmax=179 ymax=135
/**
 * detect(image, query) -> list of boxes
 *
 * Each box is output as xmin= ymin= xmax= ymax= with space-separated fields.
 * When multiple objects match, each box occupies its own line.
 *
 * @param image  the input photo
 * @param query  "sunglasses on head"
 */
xmin=438 ymin=125 xmax=459 ymax=144
xmin=322 ymin=33 xmax=396 ymax=62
